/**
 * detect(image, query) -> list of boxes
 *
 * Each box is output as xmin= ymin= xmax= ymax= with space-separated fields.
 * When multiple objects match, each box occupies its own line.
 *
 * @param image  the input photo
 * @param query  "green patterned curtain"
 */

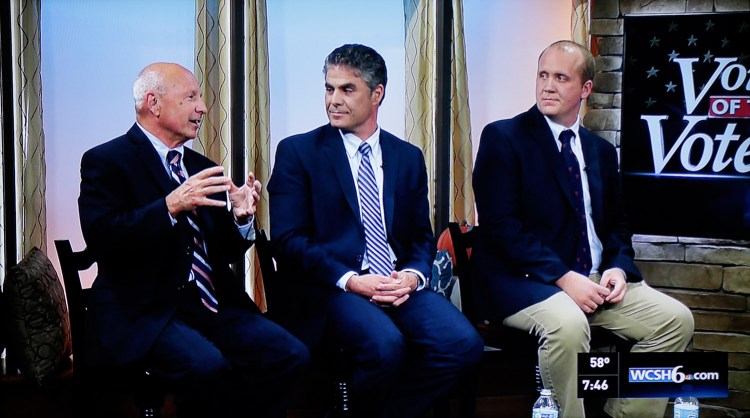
xmin=243 ymin=0 xmax=271 ymax=311
xmin=195 ymin=0 xmax=231 ymax=166
xmin=7 ymin=0 xmax=46 ymax=272
xmin=195 ymin=0 xmax=270 ymax=309
xmin=448 ymin=0 xmax=475 ymax=226
xmin=404 ymin=0 xmax=475 ymax=227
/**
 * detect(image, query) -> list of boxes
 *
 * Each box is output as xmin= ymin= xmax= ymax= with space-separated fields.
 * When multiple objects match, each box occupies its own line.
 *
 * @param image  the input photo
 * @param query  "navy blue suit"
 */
xmin=471 ymin=105 xmax=642 ymax=320
xmin=78 ymin=124 xmax=308 ymax=418
xmin=268 ymin=124 xmax=482 ymax=418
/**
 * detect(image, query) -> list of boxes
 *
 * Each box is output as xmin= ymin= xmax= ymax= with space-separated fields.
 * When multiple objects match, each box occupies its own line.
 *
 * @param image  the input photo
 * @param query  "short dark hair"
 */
xmin=323 ymin=44 xmax=388 ymax=104
xmin=541 ymin=40 xmax=595 ymax=83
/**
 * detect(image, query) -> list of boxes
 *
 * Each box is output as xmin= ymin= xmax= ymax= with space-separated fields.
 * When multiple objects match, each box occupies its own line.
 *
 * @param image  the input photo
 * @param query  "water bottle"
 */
xmin=674 ymin=396 xmax=700 ymax=418
xmin=532 ymin=388 xmax=559 ymax=418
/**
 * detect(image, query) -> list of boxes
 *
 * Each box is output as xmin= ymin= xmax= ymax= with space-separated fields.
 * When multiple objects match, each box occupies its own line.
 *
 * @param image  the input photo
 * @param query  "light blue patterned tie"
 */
xmin=357 ymin=142 xmax=393 ymax=276
xmin=167 ymin=150 xmax=219 ymax=312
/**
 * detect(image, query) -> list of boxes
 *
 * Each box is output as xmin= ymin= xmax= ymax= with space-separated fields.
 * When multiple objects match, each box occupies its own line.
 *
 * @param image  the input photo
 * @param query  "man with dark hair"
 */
xmin=471 ymin=40 xmax=695 ymax=417
xmin=78 ymin=62 xmax=309 ymax=418
xmin=268 ymin=44 xmax=482 ymax=418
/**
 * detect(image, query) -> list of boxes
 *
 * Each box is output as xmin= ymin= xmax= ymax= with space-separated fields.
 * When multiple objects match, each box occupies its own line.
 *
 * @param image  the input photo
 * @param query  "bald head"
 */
xmin=539 ymin=40 xmax=595 ymax=84
xmin=133 ymin=63 xmax=194 ymax=112
xmin=133 ymin=62 xmax=207 ymax=147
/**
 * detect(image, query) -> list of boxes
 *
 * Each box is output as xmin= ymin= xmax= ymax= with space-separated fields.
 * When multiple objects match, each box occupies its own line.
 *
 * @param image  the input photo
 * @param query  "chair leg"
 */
xmin=136 ymin=371 xmax=163 ymax=418
xmin=141 ymin=407 xmax=159 ymax=418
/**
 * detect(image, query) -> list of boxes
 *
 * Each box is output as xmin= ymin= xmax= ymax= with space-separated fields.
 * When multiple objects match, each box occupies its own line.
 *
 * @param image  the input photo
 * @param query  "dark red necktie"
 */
xmin=559 ymin=130 xmax=592 ymax=276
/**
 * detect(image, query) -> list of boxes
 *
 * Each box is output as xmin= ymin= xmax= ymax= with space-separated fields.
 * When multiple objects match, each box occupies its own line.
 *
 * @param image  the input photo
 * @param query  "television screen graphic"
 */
xmin=621 ymin=13 xmax=750 ymax=239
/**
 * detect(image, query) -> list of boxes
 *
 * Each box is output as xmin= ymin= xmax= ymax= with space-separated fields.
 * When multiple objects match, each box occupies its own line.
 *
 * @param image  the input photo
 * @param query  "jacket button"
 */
xmin=356 ymin=254 xmax=363 ymax=262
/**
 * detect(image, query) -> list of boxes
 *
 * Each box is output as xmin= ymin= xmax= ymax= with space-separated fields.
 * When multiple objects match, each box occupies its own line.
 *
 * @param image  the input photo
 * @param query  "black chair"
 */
xmin=54 ymin=239 xmax=164 ymax=418
xmin=446 ymin=222 xmax=633 ymax=414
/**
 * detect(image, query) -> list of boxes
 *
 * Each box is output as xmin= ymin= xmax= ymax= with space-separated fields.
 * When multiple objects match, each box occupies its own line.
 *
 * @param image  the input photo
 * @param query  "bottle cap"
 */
xmin=540 ymin=389 xmax=552 ymax=396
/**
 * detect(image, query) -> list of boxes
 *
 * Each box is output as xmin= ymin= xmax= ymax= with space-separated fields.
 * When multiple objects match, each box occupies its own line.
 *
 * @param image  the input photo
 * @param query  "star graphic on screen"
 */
xmin=703 ymin=51 xmax=714 ymax=62
xmin=645 ymin=97 xmax=657 ymax=108
xmin=668 ymin=22 xmax=678 ymax=32
xmin=646 ymin=66 xmax=659 ymax=78
xmin=687 ymin=35 xmax=698 ymax=46
xmin=705 ymin=20 xmax=715 ymax=31
xmin=740 ymin=53 xmax=750 ymax=63
xmin=739 ymin=21 xmax=750 ymax=32
xmin=721 ymin=37 xmax=731 ymax=48
xmin=667 ymin=50 xmax=680 ymax=61
xmin=665 ymin=81 xmax=677 ymax=92
xmin=649 ymin=36 xmax=661 ymax=47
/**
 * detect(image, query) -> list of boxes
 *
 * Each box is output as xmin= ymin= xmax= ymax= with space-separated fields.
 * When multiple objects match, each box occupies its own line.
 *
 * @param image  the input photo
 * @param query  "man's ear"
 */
xmin=371 ymin=84 xmax=384 ymax=106
xmin=580 ymin=79 xmax=593 ymax=100
xmin=146 ymin=92 xmax=160 ymax=117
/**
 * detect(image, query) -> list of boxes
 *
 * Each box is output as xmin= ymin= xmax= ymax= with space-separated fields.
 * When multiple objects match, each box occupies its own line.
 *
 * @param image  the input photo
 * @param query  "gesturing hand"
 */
xmin=228 ymin=172 xmax=262 ymax=224
xmin=166 ymin=166 xmax=231 ymax=216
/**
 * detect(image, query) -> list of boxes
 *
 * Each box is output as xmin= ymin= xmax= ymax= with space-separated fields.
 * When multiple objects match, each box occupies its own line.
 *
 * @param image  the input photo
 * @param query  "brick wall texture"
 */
xmin=589 ymin=1 xmax=750 ymax=416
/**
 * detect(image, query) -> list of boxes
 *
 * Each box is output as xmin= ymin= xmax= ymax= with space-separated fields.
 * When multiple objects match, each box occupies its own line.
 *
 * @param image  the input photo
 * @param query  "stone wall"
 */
xmin=587 ymin=1 xmax=750 ymax=417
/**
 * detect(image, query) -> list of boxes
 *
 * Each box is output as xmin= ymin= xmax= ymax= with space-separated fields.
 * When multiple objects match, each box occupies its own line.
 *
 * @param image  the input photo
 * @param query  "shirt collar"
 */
xmin=340 ymin=126 xmax=381 ymax=159
xmin=543 ymin=115 xmax=581 ymax=144
xmin=136 ymin=122 xmax=186 ymax=162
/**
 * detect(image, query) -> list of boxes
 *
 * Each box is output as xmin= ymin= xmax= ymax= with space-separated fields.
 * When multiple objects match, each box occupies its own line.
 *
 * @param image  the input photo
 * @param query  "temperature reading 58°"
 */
xmin=590 ymin=357 xmax=611 ymax=368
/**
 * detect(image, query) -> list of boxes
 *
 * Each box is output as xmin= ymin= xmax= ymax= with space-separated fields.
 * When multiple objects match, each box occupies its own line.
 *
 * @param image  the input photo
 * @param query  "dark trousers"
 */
xmin=323 ymin=289 xmax=483 ymax=418
xmin=149 ymin=283 xmax=310 ymax=418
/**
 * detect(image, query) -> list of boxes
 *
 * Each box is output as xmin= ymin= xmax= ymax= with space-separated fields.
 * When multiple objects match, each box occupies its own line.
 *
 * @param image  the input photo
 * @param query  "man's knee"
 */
xmin=669 ymin=302 xmax=695 ymax=344
xmin=437 ymin=324 xmax=484 ymax=368
xmin=545 ymin=312 xmax=590 ymax=352
xmin=191 ymin=349 xmax=233 ymax=382
xmin=283 ymin=337 xmax=311 ymax=375
xmin=359 ymin=327 xmax=406 ymax=371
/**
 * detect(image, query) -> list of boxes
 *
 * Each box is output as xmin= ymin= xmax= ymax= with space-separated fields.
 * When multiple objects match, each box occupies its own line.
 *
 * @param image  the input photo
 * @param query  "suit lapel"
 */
xmin=322 ymin=126 xmax=360 ymax=217
xmin=579 ymin=128 xmax=604 ymax=226
xmin=380 ymin=132 xmax=399 ymax=235
xmin=127 ymin=124 xmax=176 ymax=195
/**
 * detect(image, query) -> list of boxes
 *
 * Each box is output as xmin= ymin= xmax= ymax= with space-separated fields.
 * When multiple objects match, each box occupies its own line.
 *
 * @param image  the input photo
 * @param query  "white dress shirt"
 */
xmin=335 ymin=127 xmax=426 ymax=291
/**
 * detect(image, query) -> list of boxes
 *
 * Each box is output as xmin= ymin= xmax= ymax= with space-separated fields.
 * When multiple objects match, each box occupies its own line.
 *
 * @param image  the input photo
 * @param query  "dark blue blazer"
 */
xmin=471 ymin=106 xmax=642 ymax=320
xmin=78 ymin=124 xmax=255 ymax=367
xmin=267 ymin=124 xmax=435 ymax=344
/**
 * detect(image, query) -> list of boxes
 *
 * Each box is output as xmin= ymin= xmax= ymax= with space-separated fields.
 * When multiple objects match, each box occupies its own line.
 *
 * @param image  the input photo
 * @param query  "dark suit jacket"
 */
xmin=471 ymin=106 xmax=642 ymax=320
xmin=267 ymin=124 xmax=435 ymax=344
xmin=78 ymin=124 xmax=256 ymax=367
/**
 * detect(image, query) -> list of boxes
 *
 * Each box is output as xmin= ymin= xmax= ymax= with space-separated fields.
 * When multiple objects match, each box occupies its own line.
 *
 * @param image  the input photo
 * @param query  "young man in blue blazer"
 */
xmin=472 ymin=40 xmax=694 ymax=418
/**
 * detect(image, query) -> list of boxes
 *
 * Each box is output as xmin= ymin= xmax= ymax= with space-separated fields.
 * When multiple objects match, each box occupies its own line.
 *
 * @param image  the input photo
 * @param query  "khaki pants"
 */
xmin=504 ymin=278 xmax=694 ymax=418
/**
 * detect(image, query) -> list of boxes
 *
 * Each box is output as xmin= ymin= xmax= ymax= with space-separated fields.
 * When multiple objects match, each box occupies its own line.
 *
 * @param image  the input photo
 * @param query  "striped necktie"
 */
xmin=167 ymin=150 xmax=219 ymax=312
xmin=356 ymin=142 xmax=393 ymax=276
xmin=559 ymin=129 xmax=592 ymax=276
